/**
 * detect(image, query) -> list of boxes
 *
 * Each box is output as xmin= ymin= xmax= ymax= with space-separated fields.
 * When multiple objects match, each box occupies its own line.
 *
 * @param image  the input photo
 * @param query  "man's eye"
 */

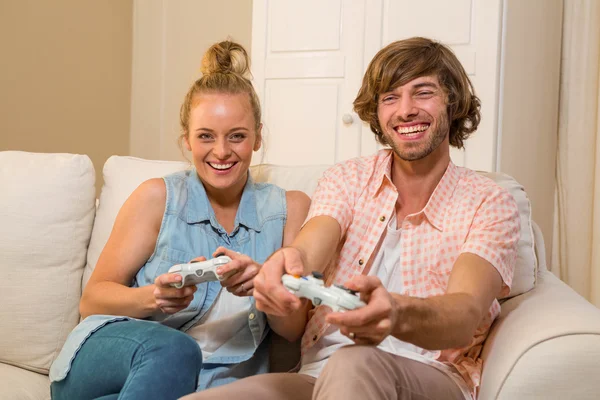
xmin=416 ymin=91 xmax=433 ymax=97
xmin=381 ymin=96 xmax=395 ymax=103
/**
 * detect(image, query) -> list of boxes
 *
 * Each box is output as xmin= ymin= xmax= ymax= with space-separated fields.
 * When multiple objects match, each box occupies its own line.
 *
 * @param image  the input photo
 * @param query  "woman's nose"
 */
xmin=213 ymin=139 xmax=231 ymax=159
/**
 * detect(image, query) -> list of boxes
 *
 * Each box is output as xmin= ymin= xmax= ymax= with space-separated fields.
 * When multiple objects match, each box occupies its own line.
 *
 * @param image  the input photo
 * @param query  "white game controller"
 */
xmin=282 ymin=271 xmax=366 ymax=312
xmin=168 ymin=254 xmax=232 ymax=289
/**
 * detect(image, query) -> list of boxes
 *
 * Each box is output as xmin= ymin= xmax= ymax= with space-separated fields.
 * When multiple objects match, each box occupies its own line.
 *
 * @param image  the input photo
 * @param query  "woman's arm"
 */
xmin=265 ymin=190 xmax=312 ymax=341
xmin=80 ymin=179 xmax=196 ymax=319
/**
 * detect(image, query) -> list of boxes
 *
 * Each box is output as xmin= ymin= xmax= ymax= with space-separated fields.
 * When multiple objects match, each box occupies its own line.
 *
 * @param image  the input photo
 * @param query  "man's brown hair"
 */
xmin=353 ymin=37 xmax=480 ymax=149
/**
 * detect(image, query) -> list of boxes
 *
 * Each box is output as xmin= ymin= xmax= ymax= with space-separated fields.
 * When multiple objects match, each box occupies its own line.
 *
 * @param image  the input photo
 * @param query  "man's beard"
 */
xmin=382 ymin=115 xmax=450 ymax=162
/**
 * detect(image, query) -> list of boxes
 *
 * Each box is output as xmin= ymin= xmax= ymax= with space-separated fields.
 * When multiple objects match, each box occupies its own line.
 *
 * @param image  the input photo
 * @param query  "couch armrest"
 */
xmin=479 ymin=270 xmax=600 ymax=399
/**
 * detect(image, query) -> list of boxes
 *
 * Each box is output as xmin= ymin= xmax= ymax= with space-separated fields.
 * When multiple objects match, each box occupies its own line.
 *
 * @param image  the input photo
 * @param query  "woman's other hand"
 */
xmin=213 ymin=247 xmax=260 ymax=297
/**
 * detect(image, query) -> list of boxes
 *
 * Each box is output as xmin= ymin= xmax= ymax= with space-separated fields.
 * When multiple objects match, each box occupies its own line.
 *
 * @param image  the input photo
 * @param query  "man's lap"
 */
xmin=183 ymin=346 xmax=467 ymax=400
xmin=181 ymin=372 xmax=316 ymax=400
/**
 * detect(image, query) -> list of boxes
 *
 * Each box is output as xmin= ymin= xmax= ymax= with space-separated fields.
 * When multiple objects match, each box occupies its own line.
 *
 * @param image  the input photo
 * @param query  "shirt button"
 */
xmin=379 ymin=215 xmax=386 ymax=222
xmin=248 ymin=313 xmax=256 ymax=320
xmin=358 ymin=259 xmax=364 ymax=266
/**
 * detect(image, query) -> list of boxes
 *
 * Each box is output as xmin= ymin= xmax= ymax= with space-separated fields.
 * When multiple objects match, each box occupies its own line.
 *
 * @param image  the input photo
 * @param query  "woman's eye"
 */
xmin=197 ymin=133 xmax=212 ymax=140
xmin=230 ymin=133 xmax=246 ymax=141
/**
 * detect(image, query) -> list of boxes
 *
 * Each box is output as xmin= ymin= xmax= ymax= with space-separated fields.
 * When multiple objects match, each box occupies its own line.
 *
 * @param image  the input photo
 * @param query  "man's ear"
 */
xmin=254 ymin=124 xmax=263 ymax=152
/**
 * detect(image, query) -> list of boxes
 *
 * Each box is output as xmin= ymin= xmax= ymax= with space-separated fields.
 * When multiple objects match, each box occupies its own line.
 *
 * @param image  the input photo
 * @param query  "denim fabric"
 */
xmin=50 ymin=170 xmax=286 ymax=392
xmin=51 ymin=320 xmax=202 ymax=400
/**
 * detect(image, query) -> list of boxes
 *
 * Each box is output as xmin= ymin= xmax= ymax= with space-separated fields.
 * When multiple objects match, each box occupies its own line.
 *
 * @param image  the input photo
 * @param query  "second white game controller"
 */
xmin=168 ymin=255 xmax=232 ymax=289
xmin=282 ymin=272 xmax=366 ymax=312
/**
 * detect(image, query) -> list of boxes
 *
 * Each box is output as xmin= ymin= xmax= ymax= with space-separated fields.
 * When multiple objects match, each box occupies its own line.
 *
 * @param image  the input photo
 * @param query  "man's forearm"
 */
xmin=391 ymin=292 xmax=482 ymax=350
xmin=266 ymin=301 xmax=310 ymax=342
xmin=289 ymin=215 xmax=341 ymax=275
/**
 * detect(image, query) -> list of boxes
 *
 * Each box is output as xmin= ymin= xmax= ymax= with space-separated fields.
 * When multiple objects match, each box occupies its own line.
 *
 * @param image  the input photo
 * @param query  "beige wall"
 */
xmin=0 ymin=0 xmax=133 ymax=194
xmin=129 ymin=0 xmax=253 ymax=162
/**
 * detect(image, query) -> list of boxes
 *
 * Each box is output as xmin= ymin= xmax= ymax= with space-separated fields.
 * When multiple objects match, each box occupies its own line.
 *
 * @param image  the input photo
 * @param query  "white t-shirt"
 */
xmin=299 ymin=214 xmax=472 ymax=399
xmin=186 ymin=289 xmax=251 ymax=360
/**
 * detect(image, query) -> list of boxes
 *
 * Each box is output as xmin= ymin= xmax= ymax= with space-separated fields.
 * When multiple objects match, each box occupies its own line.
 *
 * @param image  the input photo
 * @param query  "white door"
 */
xmin=252 ymin=0 xmax=502 ymax=171
xmin=251 ymin=0 xmax=372 ymax=166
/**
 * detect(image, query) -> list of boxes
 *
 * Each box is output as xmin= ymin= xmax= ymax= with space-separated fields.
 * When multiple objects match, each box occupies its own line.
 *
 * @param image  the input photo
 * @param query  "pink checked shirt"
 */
xmin=301 ymin=149 xmax=520 ymax=393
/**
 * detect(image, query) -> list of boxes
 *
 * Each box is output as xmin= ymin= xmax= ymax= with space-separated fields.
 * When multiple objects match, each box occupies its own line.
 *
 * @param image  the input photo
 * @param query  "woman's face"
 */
xmin=184 ymin=92 xmax=261 ymax=195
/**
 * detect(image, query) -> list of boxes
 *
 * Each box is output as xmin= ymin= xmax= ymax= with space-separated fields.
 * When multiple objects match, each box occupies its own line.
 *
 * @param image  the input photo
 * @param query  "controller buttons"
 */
xmin=335 ymin=284 xmax=358 ymax=296
xmin=313 ymin=297 xmax=322 ymax=306
xmin=311 ymin=271 xmax=324 ymax=280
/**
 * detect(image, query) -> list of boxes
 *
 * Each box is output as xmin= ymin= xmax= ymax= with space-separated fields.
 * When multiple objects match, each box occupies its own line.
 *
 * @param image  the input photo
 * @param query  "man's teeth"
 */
xmin=396 ymin=124 xmax=429 ymax=134
xmin=209 ymin=163 xmax=234 ymax=170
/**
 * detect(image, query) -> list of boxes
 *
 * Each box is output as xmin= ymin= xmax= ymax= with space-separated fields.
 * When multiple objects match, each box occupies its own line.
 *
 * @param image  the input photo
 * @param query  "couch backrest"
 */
xmin=0 ymin=151 xmax=96 ymax=374
xmin=84 ymin=156 xmax=537 ymax=299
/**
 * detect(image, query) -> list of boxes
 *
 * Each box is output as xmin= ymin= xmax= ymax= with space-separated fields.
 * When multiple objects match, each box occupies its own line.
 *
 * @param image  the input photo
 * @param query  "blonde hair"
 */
xmin=353 ymin=37 xmax=480 ymax=149
xmin=179 ymin=40 xmax=261 ymax=149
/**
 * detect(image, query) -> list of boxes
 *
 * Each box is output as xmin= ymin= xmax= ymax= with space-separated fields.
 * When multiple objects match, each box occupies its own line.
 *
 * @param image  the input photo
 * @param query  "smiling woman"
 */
xmin=48 ymin=40 xmax=311 ymax=400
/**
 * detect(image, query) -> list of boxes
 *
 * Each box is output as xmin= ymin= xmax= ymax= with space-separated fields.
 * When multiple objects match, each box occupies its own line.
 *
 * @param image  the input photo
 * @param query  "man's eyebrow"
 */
xmin=412 ymin=82 xmax=439 ymax=90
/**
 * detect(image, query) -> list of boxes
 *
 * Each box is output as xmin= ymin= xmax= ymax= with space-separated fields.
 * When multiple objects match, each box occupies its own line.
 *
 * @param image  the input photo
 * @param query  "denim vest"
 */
xmin=50 ymin=169 xmax=287 ymax=390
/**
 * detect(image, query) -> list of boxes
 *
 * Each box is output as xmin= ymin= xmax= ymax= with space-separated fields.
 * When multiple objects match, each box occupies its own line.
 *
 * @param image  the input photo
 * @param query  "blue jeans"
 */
xmin=51 ymin=320 xmax=203 ymax=400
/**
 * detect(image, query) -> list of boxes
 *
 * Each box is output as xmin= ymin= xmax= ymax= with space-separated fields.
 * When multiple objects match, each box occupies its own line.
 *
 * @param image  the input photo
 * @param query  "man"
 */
xmin=185 ymin=37 xmax=520 ymax=400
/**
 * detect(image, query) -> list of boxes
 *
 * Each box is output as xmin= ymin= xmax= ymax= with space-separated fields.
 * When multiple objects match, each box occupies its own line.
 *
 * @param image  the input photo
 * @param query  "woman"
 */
xmin=49 ymin=40 xmax=310 ymax=400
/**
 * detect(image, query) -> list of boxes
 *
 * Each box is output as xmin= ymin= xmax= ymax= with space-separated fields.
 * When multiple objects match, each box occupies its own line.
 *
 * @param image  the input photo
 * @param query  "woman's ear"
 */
xmin=183 ymin=135 xmax=192 ymax=152
xmin=254 ymin=124 xmax=263 ymax=152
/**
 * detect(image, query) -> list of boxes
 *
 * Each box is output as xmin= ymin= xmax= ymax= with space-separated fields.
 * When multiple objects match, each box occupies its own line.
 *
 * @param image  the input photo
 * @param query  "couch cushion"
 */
xmin=84 ymin=157 xmax=536 ymax=299
xmin=0 ymin=363 xmax=50 ymax=400
xmin=0 ymin=152 xmax=96 ymax=374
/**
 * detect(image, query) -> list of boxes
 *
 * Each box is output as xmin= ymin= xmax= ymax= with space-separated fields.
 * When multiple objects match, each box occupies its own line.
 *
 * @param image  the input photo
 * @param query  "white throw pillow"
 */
xmin=84 ymin=156 xmax=536 ymax=299
xmin=0 ymin=151 xmax=96 ymax=374
xmin=479 ymin=171 xmax=537 ymax=298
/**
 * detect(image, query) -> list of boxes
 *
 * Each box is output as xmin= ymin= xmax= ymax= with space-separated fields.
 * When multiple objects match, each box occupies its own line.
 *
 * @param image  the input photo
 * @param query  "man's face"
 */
xmin=377 ymin=75 xmax=450 ymax=162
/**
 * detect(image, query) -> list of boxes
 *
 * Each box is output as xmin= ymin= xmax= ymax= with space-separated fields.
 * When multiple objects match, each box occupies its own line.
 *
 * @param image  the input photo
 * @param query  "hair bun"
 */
xmin=200 ymin=40 xmax=251 ymax=78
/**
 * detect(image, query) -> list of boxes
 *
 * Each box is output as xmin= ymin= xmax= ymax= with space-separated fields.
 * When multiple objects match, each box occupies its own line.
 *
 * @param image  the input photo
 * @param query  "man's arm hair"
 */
xmin=391 ymin=253 xmax=503 ymax=350
xmin=291 ymin=215 xmax=342 ymax=275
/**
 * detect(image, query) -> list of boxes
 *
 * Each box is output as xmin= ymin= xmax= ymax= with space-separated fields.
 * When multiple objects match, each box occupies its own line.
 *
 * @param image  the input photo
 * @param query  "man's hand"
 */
xmin=253 ymin=247 xmax=306 ymax=316
xmin=213 ymin=247 xmax=260 ymax=297
xmin=326 ymin=276 xmax=398 ymax=346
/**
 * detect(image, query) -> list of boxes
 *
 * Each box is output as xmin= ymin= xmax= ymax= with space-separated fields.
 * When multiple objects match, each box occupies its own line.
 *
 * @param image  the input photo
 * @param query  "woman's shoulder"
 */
xmin=285 ymin=190 xmax=311 ymax=214
xmin=133 ymin=178 xmax=167 ymax=205
xmin=120 ymin=178 xmax=167 ymax=225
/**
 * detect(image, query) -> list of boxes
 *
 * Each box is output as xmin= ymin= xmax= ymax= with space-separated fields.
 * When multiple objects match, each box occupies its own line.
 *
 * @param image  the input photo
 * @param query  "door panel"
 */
xmin=252 ymin=0 xmax=502 ymax=171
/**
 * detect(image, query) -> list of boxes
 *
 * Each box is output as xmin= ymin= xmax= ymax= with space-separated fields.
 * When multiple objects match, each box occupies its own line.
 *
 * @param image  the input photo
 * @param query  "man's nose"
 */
xmin=396 ymin=95 xmax=418 ymax=121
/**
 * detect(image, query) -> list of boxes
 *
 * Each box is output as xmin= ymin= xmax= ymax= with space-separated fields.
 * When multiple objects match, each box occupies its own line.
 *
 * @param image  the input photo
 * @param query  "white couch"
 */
xmin=1 ymin=151 xmax=600 ymax=400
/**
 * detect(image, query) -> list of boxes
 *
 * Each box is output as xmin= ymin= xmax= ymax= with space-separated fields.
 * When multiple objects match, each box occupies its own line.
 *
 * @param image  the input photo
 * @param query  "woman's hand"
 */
xmin=152 ymin=256 xmax=203 ymax=314
xmin=213 ymin=247 xmax=261 ymax=297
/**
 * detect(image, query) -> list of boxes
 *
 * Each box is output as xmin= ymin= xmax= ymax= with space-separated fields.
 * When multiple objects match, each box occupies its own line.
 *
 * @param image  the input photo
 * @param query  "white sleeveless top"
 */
xmin=187 ymin=289 xmax=251 ymax=360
